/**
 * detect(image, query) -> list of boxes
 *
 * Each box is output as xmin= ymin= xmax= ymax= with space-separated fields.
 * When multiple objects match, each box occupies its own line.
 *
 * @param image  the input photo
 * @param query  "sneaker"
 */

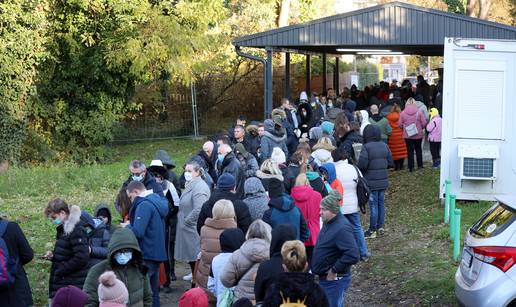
xmin=161 ymin=286 xmax=173 ymax=294
xmin=364 ymin=230 xmax=377 ymax=239
xmin=182 ymin=273 xmax=192 ymax=281
xmin=170 ymin=272 xmax=177 ymax=281
xmin=378 ymin=227 xmax=386 ymax=235
xmin=360 ymin=252 xmax=372 ymax=262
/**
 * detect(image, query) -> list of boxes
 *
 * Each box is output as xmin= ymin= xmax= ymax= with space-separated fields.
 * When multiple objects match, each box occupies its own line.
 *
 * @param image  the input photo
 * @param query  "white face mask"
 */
xmin=184 ymin=171 xmax=193 ymax=182
xmin=328 ymin=103 xmax=333 ymax=108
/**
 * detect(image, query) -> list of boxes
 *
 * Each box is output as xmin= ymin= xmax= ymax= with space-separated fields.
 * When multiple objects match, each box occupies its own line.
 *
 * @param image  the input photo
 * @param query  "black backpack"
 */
xmin=352 ymin=165 xmax=370 ymax=214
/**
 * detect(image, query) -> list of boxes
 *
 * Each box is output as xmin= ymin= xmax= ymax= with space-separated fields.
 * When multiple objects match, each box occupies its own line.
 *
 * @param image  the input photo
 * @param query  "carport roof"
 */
xmin=233 ymin=1 xmax=516 ymax=56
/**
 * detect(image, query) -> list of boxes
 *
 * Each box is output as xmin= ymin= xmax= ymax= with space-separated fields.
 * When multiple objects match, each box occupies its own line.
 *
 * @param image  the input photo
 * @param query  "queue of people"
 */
xmin=0 ymin=76 xmax=442 ymax=307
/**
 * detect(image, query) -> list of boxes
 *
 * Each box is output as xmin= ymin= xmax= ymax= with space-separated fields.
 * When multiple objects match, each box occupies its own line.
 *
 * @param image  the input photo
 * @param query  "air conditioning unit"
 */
xmin=458 ymin=144 xmax=498 ymax=181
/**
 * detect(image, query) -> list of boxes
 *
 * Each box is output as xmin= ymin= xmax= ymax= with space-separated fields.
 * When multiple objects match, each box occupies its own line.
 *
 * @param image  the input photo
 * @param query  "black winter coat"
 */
xmin=197 ymin=149 xmax=219 ymax=183
xmin=87 ymin=223 xmax=110 ymax=267
xmin=0 ymin=219 xmax=34 ymax=307
xmin=357 ymin=125 xmax=394 ymax=191
xmin=218 ymin=152 xmax=245 ymax=198
xmin=337 ymin=130 xmax=363 ymax=164
xmin=262 ymin=272 xmax=329 ymax=307
xmin=254 ymin=224 xmax=296 ymax=303
xmin=284 ymin=164 xmax=302 ymax=194
xmin=196 ymin=190 xmax=252 ymax=235
xmin=49 ymin=206 xmax=90 ymax=298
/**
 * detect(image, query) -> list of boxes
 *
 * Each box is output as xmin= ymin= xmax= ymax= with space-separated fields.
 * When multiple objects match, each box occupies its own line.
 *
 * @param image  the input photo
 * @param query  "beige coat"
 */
xmin=196 ymin=217 xmax=237 ymax=288
xmin=220 ymin=238 xmax=270 ymax=302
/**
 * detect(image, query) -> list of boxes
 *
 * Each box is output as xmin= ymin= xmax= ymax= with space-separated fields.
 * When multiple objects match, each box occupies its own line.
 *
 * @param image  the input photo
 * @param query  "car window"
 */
xmin=470 ymin=202 xmax=516 ymax=238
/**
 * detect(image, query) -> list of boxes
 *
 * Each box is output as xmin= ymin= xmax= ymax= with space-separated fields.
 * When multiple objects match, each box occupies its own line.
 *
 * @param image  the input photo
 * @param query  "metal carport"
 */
xmin=232 ymin=1 xmax=516 ymax=118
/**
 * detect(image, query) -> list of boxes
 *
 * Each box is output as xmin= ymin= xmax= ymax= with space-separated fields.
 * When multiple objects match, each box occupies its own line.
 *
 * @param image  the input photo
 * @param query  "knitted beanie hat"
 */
xmin=321 ymin=190 xmax=342 ymax=214
xmin=217 ymin=173 xmax=236 ymax=191
xmin=98 ymin=271 xmax=129 ymax=305
xmin=270 ymin=147 xmax=286 ymax=165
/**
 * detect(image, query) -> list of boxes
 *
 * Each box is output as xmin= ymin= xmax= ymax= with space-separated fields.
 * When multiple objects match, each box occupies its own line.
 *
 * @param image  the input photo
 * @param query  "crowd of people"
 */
xmin=0 ymin=76 xmax=443 ymax=307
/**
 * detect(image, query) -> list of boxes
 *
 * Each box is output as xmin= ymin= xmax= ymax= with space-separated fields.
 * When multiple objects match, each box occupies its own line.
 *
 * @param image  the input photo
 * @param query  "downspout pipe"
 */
xmin=235 ymin=46 xmax=269 ymax=119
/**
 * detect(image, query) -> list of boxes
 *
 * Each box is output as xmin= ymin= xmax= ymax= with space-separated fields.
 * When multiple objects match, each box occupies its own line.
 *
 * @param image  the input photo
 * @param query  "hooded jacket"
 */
xmin=426 ymin=115 xmax=442 ymax=142
xmin=357 ymin=125 xmax=393 ymax=191
xmin=196 ymin=189 xmax=252 ymax=235
xmin=386 ymin=111 xmax=408 ymax=161
xmin=154 ymin=150 xmax=181 ymax=191
xmin=290 ymin=185 xmax=322 ymax=246
xmin=369 ymin=114 xmax=392 ymax=141
xmin=207 ymin=228 xmax=245 ymax=305
xmin=359 ymin=110 xmax=370 ymax=135
xmin=81 ymin=211 xmax=110 ymax=267
xmin=197 ymin=217 xmax=237 ymax=288
xmin=262 ymin=272 xmax=329 ymax=307
xmin=260 ymin=119 xmax=288 ymax=160
xmin=398 ymin=104 xmax=427 ymax=139
xmin=337 ymin=129 xmax=363 ymax=164
xmin=306 ymin=171 xmax=329 ymax=198
xmin=311 ymin=148 xmax=334 ymax=167
xmin=94 ymin=203 xmax=113 ymax=231
xmin=0 ymin=219 xmax=34 ymax=307
xmin=218 ymin=152 xmax=245 ymax=198
xmin=319 ymin=163 xmax=344 ymax=205
xmin=334 ymin=160 xmax=359 ymax=215
xmin=83 ymin=228 xmax=152 ymax=307
xmin=49 ymin=205 xmax=90 ymax=298
xmin=298 ymin=102 xmax=313 ymax=135
xmin=262 ymin=194 xmax=310 ymax=242
xmin=221 ymin=238 xmax=270 ymax=301
xmin=243 ymin=177 xmax=269 ymax=221
xmin=127 ymin=193 xmax=169 ymax=261
xmin=254 ymin=225 xmax=296 ymax=303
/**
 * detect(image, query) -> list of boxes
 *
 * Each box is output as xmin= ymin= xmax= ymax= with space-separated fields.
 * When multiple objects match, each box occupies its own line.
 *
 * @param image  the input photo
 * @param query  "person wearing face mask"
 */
xmin=217 ymin=144 xmax=245 ymax=198
xmin=44 ymin=198 xmax=90 ymax=303
xmin=83 ymin=228 xmax=152 ymax=307
xmin=121 ymin=160 xmax=164 ymax=197
xmin=122 ymin=181 xmax=168 ymax=307
xmin=297 ymin=96 xmax=313 ymax=137
xmin=174 ymin=160 xmax=211 ymax=285
xmin=80 ymin=211 xmax=111 ymax=268
xmin=148 ymin=159 xmax=180 ymax=288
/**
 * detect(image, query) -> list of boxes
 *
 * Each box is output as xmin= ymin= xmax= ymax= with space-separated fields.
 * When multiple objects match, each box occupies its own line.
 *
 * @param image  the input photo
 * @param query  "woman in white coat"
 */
xmin=332 ymin=147 xmax=369 ymax=260
xmin=175 ymin=159 xmax=211 ymax=282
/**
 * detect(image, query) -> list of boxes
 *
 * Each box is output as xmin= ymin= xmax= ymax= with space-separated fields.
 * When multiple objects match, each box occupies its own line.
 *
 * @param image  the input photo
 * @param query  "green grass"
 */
xmin=0 ymin=138 xmax=202 ymax=306
xmin=0 ymin=141 xmax=495 ymax=306
xmin=364 ymin=168 xmax=493 ymax=305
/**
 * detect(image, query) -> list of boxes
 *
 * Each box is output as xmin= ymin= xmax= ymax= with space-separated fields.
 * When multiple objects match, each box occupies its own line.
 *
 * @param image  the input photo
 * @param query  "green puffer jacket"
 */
xmin=83 ymin=228 xmax=152 ymax=307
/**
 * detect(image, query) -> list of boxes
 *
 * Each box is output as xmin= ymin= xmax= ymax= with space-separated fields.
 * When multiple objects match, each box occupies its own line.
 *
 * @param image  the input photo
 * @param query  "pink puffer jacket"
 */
xmin=398 ymin=104 xmax=427 ymax=139
xmin=426 ymin=116 xmax=442 ymax=142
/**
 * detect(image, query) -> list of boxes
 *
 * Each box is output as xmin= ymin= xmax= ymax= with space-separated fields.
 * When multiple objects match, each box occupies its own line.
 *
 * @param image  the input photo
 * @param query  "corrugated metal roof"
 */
xmin=233 ymin=1 xmax=516 ymax=56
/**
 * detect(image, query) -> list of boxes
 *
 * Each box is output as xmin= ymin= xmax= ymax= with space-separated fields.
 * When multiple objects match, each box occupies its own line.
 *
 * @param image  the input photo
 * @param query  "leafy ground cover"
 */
xmin=0 ymin=139 xmax=492 ymax=306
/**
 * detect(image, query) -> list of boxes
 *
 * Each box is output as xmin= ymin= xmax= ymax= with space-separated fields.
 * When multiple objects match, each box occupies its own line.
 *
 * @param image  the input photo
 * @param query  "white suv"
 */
xmin=455 ymin=195 xmax=516 ymax=307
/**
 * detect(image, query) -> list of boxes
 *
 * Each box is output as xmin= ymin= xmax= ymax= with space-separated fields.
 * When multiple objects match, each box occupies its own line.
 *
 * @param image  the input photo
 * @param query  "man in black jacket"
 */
xmin=311 ymin=190 xmax=359 ymax=307
xmin=0 ymin=218 xmax=34 ymax=307
xmin=196 ymin=173 xmax=252 ymax=235
xmin=357 ymin=124 xmax=394 ymax=239
xmin=254 ymin=224 xmax=296 ymax=304
xmin=122 ymin=160 xmax=164 ymax=197
xmin=217 ymin=144 xmax=245 ymax=198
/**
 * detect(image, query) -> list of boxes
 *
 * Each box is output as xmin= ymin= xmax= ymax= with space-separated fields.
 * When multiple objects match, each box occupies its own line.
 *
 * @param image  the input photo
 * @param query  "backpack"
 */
xmin=352 ymin=165 xmax=370 ymax=214
xmin=280 ymin=291 xmax=307 ymax=307
xmin=0 ymin=220 xmax=17 ymax=287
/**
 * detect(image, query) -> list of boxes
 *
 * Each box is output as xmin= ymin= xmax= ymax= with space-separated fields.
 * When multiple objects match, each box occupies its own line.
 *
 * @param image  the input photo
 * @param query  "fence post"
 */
xmin=444 ymin=179 xmax=452 ymax=224
xmin=449 ymin=194 xmax=457 ymax=241
xmin=453 ymin=208 xmax=462 ymax=261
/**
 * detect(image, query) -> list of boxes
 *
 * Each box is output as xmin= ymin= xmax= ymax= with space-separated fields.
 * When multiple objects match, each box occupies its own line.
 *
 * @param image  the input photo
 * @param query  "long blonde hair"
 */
xmin=259 ymin=159 xmax=282 ymax=176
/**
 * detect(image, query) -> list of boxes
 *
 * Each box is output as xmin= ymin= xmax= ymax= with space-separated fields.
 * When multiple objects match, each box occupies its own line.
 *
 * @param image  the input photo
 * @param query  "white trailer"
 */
xmin=440 ymin=38 xmax=516 ymax=201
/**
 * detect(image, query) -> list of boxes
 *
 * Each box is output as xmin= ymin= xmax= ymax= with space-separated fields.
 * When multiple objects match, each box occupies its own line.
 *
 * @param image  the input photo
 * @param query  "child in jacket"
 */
xmin=426 ymin=108 xmax=442 ymax=168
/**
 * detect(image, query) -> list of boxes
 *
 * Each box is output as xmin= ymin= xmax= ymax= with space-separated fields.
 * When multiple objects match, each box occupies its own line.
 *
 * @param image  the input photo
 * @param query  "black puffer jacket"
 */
xmin=262 ymin=272 xmax=329 ymax=307
xmin=337 ymin=130 xmax=363 ymax=164
xmin=196 ymin=189 xmax=252 ymax=235
xmin=218 ymin=152 xmax=245 ymax=198
xmin=49 ymin=205 xmax=90 ymax=298
xmin=197 ymin=149 xmax=218 ymax=183
xmin=254 ymin=224 xmax=296 ymax=303
xmin=357 ymin=125 xmax=394 ymax=191
xmin=0 ymin=219 xmax=34 ymax=307
xmin=80 ymin=211 xmax=110 ymax=268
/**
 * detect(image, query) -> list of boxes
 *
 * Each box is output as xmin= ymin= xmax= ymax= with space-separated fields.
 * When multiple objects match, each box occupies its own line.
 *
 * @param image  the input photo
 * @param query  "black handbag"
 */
xmin=352 ymin=165 xmax=370 ymax=214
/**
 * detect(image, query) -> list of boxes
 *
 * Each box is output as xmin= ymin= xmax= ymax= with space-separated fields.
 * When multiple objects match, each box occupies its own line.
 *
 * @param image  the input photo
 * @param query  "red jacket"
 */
xmin=290 ymin=185 xmax=322 ymax=246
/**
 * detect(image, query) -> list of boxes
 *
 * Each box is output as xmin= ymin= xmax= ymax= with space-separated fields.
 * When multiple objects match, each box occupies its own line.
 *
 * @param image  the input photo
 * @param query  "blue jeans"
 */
xmin=369 ymin=190 xmax=385 ymax=232
xmin=345 ymin=213 xmax=369 ymax=258
xmin=319 ymin=273 xmax=352 ymax=307
xmin=145 ymin=260 xmax=161 ymax=307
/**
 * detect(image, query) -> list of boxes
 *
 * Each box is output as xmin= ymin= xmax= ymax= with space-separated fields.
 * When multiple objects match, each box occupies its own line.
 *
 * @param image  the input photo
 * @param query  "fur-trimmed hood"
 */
xmin=271 ymin=108 xmax=287 ymax=120
xmin=64 ymin=205 xmax=82 ymax=235
xmin=256 ymin=170 xmax=284 ymax=181
xmin=246 ymin=124 xmax=259 ymax=136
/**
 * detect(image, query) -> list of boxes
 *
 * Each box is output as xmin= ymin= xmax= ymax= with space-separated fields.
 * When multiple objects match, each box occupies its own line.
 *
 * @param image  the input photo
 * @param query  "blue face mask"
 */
xmin=132 ymin=174 xmax=144 ymax=182
xmin=114 ymin=251 xmax=132 ymax=265
xmin=218 ymin=154 xmax=225 ymax=163
xmin=52 ymin=218 xmax=62 ymax=226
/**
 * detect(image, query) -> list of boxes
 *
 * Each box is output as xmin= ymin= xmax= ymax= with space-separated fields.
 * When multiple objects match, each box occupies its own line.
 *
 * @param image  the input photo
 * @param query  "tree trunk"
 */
xmin=277 ymin=0 xmax=291 ymax=28
xmin=479 ymin=0 xmax=492 ymax=19
xmin=467 ymin=0 xmax=478 ymax=16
